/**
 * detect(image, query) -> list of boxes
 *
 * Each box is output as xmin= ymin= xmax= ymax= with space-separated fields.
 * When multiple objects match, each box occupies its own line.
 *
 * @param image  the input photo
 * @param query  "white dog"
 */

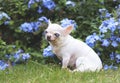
xmin=44 ymin=21 xmax=102 ymax=72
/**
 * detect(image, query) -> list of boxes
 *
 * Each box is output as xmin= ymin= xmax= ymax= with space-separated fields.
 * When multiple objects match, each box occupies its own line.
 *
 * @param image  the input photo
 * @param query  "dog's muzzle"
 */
xmin=47 ymin=35 xmax=51 ymax=41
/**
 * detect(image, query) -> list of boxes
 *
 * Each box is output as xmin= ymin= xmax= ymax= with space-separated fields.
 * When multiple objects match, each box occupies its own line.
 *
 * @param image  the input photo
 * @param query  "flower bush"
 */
xmin=0 ymin=39 xmax=30 ymax=70
xmin=86 ymin=5 xmax=120 ymax=70
xmin=20 ymin=16 xmax=48 ymax=33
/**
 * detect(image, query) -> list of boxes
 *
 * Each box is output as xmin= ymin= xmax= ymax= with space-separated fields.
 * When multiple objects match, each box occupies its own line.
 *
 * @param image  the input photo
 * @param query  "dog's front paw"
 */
xmin=62 ymin=67 xmax=72 ymax=72
xmin=62 ymin=66 xmax=67 ymax=69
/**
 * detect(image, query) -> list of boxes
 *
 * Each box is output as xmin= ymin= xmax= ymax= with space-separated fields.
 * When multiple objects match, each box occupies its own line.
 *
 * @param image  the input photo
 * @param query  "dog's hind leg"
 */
xmin=72 ymin=57 xmax=95 ymax=72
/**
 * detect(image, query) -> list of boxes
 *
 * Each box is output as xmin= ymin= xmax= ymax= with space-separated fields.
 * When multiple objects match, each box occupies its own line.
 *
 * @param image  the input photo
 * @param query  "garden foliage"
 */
xmin=0 ymin=0 xmax=120 ymax=70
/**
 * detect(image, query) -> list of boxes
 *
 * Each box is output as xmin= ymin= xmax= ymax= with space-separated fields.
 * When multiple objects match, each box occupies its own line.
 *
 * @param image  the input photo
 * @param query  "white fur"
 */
xmin=45 ymin=22 xmax=102 ymax=72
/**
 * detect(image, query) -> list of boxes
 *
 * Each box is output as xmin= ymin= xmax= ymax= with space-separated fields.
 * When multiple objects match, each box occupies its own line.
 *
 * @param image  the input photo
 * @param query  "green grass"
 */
xmin=0 ymin=60 xmax=120 ymax=83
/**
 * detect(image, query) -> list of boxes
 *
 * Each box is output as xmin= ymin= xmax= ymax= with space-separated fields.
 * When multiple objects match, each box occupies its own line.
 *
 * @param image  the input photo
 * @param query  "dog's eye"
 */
xmin=54 ymin=33 xmax=60 ymax=37
xmin=44 ymin=31 xmax=48 ymax=34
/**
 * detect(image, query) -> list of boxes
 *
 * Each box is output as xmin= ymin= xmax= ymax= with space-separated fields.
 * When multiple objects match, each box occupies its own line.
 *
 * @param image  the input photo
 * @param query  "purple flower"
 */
xmin=20 ymin=22 xmax=33 ymax=32
xmin=42 ymin=0 xmax=56 ymax=10
xmin=20 ymin=17 xmax=48 ymax=33
xmin=43 ymin=46 xmax=55 ymax=57
xmin=92 ymin=33 xmax=100 ymax=40
xmin=37 ymin=6 xmax=43 ymax=13
xmin=85 ymin=33 xmax=100 ymax=47
xmin=116 ymin=54 xmax=120 ymax=59
xmin=99 ymin=8 xmax=111 ymax=18
xmin=16 ymin=49 xmax=24 ymax=54
xmin=20 ymin=22 xmax=40 ymax=32
xmin=22 ymin=53 xmax=30 ymax=60
xmin=30 ymin=22 xmax=40 ymax=31
xmin=107 ymin=18 xmax=118 ymax=32
xmin=60 ymin=18 xmax=77 ymax=29
xmin=0 ymin=12 xmax=11 ymax=20
xmin=66 ymin=1 xmax=75 ymax=7
xmin=28 ymin=0 xmax=35 ymax=8
xmin=109 ymin=65 xmax=118 ymax=70
xmin=14 ymin=50 xmax=30 ymax=62
xmin=116 ymin=54 xmax=120 ymax=63
xmin=38 ymin=16 xmax=48 ymax=23
xmin=101 ymin=39 xmax=110 ymax=47
xmin=99 ymin=25 xmax=108 ymax=33
xmin=99 ymin=8 xmax=106 ymax=13
xmin=105 ymin=13 xmax=111 ymax=18
xmin=110 ymin=35 xmax=117 ymax=41
xmin=103 ymin=64 xmax=109 ymax=70
xmin=111 ymin=41 xmax=118 ymax=47
xmin=14 ymin=54 xmax=20 ymax=60
xmin=110 ymin=52 xmax=115 ymax=60
xmin=116 ymin=37 xmax=120 ymax=42
xmin=99 ymin=18 xmax=117 ymax=33
xmin=0 ymin=60 xmax=8 ymax=70
xmin=0 ymin=12 xmax=11 ymax=25
xmin=4 ymin=21 xmax=10 ymax=25
xmin=104 ymin=64 xmax=118 ymax=70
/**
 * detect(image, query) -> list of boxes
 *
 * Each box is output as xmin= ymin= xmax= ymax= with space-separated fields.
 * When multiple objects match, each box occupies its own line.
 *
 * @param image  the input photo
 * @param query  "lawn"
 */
xmin=0 ymin=60 xmax=120 ymax=83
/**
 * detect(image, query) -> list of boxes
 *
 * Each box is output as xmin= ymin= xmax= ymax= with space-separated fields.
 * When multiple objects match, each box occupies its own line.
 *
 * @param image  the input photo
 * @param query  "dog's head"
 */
xmin=44 ymin=20 xmax=73 ymax=42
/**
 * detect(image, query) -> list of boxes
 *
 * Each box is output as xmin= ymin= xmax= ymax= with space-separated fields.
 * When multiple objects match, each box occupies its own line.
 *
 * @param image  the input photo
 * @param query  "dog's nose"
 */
xmin=47 ymin=36 xmax=51 ymax=41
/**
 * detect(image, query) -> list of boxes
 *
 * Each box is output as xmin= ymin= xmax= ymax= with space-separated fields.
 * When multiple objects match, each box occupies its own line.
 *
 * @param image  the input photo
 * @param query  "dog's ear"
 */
xmin=48 ymin=19 xmax=51 ymax=25
xmin=63 ymin=25 xmax=73 ymax=36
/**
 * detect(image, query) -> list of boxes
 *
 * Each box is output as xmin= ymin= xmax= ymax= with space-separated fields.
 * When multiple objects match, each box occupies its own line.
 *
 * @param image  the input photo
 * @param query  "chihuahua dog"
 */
xmin=44 ymin=20 xmax=102 ymax=72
